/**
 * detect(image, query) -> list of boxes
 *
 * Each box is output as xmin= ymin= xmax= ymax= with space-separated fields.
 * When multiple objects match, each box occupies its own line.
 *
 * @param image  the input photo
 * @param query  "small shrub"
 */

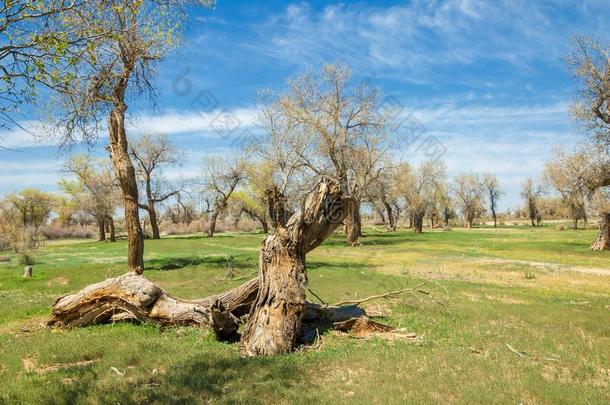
xmin=0 ymin=256 xmax=11 ymax=263
xmin=555 ymin=224 xmax=566 ymax=231
xmin=524 ymin=270 xmax=536 ymax=280
xmin=41 ymin=224 xmax=95 ymax=239
xmin=19 ymin=251 xmax=36 ymax=266
xmin=0 ymin=235 xmax=10 ymax=252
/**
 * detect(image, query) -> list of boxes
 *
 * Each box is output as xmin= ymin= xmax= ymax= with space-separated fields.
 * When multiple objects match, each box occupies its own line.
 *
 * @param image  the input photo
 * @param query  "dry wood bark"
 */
xmin=239 ymin=178 xmax=348 ymax=356
xmin=48 ymin=273 xmax=258 ymax=340
xmin=48 ymin=273 xmax=392 ymax=345
xmin=591 ymin=213 xmax=610 ymax=251
xmin=109 ymin=104 xmax=145 ymax=273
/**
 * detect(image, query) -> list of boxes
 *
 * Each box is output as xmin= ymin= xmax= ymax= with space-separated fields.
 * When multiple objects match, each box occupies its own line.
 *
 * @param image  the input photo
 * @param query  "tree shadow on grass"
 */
xmin=146 ymin=254 xmax=257 ymax=271
xmin=321 ymin=231 xmax=431 ymax=248
xmin=46 ymin=352 xmax=307 ymax=405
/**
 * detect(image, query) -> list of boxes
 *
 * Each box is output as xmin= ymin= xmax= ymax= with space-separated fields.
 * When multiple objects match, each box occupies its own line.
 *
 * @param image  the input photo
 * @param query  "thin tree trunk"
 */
xmin=208 ymin=209 xmax=220 ymax=237
xmin=107 ymin=215 xmax=116 ymax=242
xmin=108 ymin=104 xmax=144 ymax=273
xmin=491 ymin=209 xmax=497 ymax=227
xmin=97 ymin=218 xmax=106 ymax=241
xmin=148 ymin=203 xmax=160 ymax=240
xmin=145 ymin=175 xmax=161 ymax=240
xmin=591 ymin=213 xmax=610 ymax=251
xmin=413 ymin=213 xmax=423 ymax=233
xmin=345 ymin=200 xmax=361 ymax=246
xmin=383 ymin=201 xmax=395 ymax=231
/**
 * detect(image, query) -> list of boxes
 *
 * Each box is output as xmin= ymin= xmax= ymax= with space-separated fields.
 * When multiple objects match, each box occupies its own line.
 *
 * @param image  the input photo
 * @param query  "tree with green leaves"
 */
xmin=1 ymin=1 xmax=85 ymax=131
xmin=60 ymin=155 xmax=120 ymax=242
xmin=567 ymin=36 xmax=610 ymax=249
xmin=6 ymin=188 xmax=56 ymax=228
xmin=47 ymin=0 xmax=213 ymax=272
xmin=453 ymin=173 xmax=486 ymax=228
xmin=395 ymin=161 xmax=445 ymax=233
xmin=521 ymin=178 xmax=544 ymax=227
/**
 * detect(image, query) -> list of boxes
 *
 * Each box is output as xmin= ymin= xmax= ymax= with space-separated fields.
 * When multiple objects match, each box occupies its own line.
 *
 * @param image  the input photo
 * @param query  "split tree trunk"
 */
xmin=240 ymin=178 xmax=347 ymax=356
xmin=48 ymin=178 xmax=394 ymax=357
xmin=591 ymin=213 xmax=610 ymax=251
xmin=108 ymin=104 xmax=144 ymax=273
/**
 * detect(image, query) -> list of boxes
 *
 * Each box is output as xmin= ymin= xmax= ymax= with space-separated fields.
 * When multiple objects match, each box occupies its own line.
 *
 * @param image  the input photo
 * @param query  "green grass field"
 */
xmin=1 ymin=226 xmax=609 ymax=404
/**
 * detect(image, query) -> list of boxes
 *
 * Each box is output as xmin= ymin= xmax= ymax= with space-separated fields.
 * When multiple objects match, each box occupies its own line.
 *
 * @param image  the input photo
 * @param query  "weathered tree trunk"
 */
xmin=148 ymin=204 xmax=160 ymax=240
xmin=240 ymin=179 xmax=347 ymax=356
xmin=591 ymin=213 xmax=610 ymax=251
xmin=413 ymin=212 xmax=424 ymax=233
xmin=108 ymin=104 xmax=145 ymax=273
xmin=491 ymin=208 xmax=497 ymax=228
xmin=97 ymin=218 xmax=106 ymax=241
xmin=240 ymin=232 xmax=306 ymax=356
xmin=345 ymin=200 xmax=361 ymax=246
xmin=466 ymin=213 xmax=474 ymax=229
xmin=207 ymin=209 xmax=220 ymax=237
xmin=260 ymin=218 xmax=269 ymax=234
xmin=107 ymin=215 xmax=116 ymax=242
xmin=49 ymin=273 xmax=258 ymax=340
xmin=382 ymin=201 xmax=395 ymax=231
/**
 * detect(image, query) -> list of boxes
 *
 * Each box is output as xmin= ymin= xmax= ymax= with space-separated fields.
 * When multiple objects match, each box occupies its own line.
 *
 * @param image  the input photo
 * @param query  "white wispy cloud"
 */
xmin=0 ymin=107 xmax=260 ymax=150
xmin=128 ymin=107 xmax=258 ymax=135
xmin=249 ymin=1 xmax=608 ymax=77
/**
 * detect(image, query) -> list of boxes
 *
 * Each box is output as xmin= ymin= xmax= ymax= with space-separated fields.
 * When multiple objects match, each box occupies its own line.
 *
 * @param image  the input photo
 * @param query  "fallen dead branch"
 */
xmin=332 ymin=282 xmax=431 ymax=306
xmin=506 ymin=343 xmax=560 ymax=362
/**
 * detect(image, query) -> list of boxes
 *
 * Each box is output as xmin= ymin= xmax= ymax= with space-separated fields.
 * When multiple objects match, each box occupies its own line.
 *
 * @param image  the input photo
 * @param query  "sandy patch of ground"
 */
xmin=476 ymin=258 xmax=610 ymax=276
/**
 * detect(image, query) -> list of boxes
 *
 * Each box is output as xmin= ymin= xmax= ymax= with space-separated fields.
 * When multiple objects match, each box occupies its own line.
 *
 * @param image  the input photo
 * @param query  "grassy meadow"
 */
xmin=0 ymin=225 xmax=609 ymax=404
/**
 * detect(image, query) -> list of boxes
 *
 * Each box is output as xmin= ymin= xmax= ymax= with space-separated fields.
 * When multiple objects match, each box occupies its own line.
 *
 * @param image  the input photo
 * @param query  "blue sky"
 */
xmin=1 ymin=0 xmax=608 ymax=210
